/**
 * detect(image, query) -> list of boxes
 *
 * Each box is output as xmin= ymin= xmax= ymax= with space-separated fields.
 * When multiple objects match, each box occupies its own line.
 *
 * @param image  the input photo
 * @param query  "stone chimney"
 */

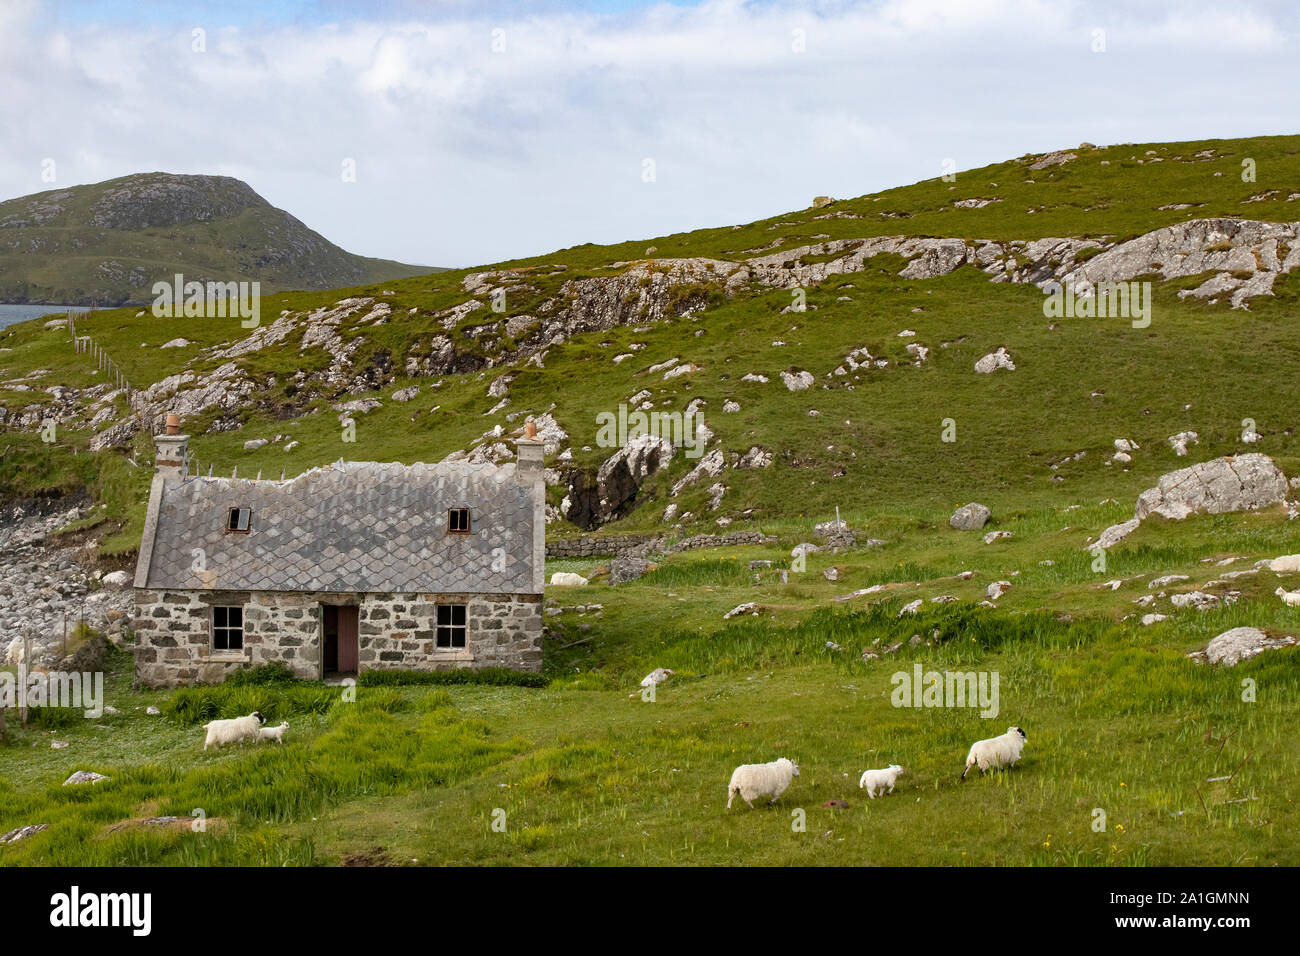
xmin=516 ymin=418 xmax=544 ymax=484
xmin=153 ymin=412 xmax=189 ymax=482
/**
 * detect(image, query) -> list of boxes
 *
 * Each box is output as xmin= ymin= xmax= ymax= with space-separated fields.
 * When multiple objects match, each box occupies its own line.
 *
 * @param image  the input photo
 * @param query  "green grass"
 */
xmin=356 ymin=668 xmax=550 ymax=688
xmin=5 ymin=136 xmax=1300 ymax=549
xmin=0 ymin=172 xmax=434 ymax=305
xmin=2 ymin=603 xmax=1293 ymax=866
xmin=3 ymin=133 xmax=1300 ymax=866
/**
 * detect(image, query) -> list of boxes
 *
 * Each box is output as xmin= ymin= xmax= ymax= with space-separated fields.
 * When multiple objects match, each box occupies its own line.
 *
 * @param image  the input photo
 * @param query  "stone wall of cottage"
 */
xmin=357 ymin=592 xmax=543 ymax=673
xmin=133 ymin=589 xmax=323 ymax=687
xmin=134 ymin=589 xmax=544 ymax=687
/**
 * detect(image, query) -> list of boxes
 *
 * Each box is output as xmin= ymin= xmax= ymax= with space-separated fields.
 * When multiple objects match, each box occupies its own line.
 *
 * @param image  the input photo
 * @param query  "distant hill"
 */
xmin=0 ymin=172 xmax=438 ymax=305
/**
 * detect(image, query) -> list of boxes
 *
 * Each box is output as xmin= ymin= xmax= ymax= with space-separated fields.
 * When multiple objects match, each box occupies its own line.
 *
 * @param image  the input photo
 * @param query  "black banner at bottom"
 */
xmin=0 ymin=865 xmax=1275 ymax=943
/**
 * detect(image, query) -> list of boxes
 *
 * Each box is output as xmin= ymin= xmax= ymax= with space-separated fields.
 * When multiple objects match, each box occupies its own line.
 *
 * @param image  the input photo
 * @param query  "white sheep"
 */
xmin=549 ymin=572 xmax=589 ymax=587
xmin=858 ymin=764 xmax=904 ymax=798
xmin=201 ymin=711 xmax=266 ymax=750
xmin=960 ymin=726 xmax=1027 ymax=781
xmin=727 ymin=757 xmax=799 ymax=809
xmin=1275 ymin=587 xmax=1300 ymax=607
xmin=255 ymin=721 xmax=290 ymax=744
xmin=1268 ymin=554 xmax=1300 ymax=573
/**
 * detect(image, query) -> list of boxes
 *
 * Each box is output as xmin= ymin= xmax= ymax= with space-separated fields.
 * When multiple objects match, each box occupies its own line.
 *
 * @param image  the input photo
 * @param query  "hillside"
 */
xmin=1 ymin=135 xmax=1299 ymax=866
xmin=0 ymin=172 xmax=436 ymax=305
xmin=3 ymin=135 xmax=1299 ymax=542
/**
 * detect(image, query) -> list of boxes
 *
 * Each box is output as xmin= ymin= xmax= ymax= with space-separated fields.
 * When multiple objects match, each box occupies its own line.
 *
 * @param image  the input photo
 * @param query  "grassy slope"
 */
xmin=0 ymin=176 xmax=435 ymax=305
xmin=1 ymin=134 xmax=1299 ymax=865
xmin=2 ymin=610 xmax=1296 ymax=866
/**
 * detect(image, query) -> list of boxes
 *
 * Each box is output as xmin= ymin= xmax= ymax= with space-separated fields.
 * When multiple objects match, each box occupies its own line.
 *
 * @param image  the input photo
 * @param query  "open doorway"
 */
xmin=322 ymin=604 xmax=359 ymax=679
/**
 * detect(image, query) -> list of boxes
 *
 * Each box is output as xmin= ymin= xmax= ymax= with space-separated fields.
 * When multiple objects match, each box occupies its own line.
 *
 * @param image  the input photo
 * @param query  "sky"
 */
xmin=1 ymin=0 xmax=1297 ymax=269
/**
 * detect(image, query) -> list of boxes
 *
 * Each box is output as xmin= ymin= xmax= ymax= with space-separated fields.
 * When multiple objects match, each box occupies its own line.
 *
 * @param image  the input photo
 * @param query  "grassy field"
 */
xmin=2 ymin=499 xmax=1298 ymax=866
xmin=2 ymin=134 xmax=1299 ymax=866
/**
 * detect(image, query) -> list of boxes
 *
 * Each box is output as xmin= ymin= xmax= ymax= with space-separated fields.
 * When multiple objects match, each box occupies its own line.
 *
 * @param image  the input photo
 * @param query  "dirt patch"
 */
xmin=341 ymin=846 xmax=398 ymax=867
xmin=102 ymin=816 xmax=229 ymax=837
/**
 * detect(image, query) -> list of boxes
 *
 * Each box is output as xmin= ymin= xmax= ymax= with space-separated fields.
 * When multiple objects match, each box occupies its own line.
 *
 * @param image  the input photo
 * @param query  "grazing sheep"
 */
xmin=549 ymin=572 xmax=589 ymax=587
xmin=727 ymin=757 xmax=799 ymax=809
xmin=960 ymin=726 xmax=1027 ymax=781
xmin=1268 ymin=554 xmax=1300 ymax=573
xmin=1276 ymin=587 xmax=1300 ymax=607
xmin=256 ymin=721 xmax=290 ymax=744
xmin=858 ymin=764 xmax=904 ymax=798
xmin=201 ymin=712 xmax=266 ymax=750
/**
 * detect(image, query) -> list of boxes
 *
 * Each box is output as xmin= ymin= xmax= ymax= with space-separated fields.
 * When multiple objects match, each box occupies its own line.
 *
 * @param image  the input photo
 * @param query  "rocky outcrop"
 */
xmin=1028 ymin=150 xmax=1077 ymax=171
xmin=33 ymin=215 xmax=1286 ymax=452
xmin=88 ymin=420 xmax=136 ymax=451
xmin=780 ymin=369 xmax=814 ymax=391
xmin=1090 ymin=455 xmax=1290 ymax=550
xmin=1093 ymin=518 xmax=1139 ymax=550
xmin=670 ymin=448 xmax=725 ymax=497
xmin=561 ymin=434 xmax=674 ymax=530
xmin=1060 ymin=218 xmax=1300 ymax=310
xmin=1194 ymin=626 xmax=1297 ymax=665
xmin=1134 ymin=454 xmax=1289 ymax=520
xmin=138 ymin=361 xmax=256 ymax=431
xmin=0 ymin=824 xmax=50 ymax=844
xmin=63 ymin=771 xmax=110 ymax=786
xmin=1168 ymin=431 xmax=1199 ymax=457
xmin=974 ymin=348 xmax=1015 ymax=374
xmin=609 ymin=554 xmax=654 ymax=585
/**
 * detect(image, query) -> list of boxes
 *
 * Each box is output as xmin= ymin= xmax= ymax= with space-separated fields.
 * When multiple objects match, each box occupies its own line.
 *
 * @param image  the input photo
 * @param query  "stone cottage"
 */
xmin=132 ymin=415 xmax=546 ymax=687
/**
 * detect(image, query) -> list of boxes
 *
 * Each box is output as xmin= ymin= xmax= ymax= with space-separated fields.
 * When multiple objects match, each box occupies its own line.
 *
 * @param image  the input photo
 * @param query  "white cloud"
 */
xmin=0 ymin=0 xmax=1296 ymax=269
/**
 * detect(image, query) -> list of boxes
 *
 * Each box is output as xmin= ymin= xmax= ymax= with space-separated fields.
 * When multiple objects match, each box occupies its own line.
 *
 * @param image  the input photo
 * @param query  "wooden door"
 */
xmin=322 ymin=605 xmax=339 ymax=673
xmin=337 ymin=606 xmax=359 ymax=673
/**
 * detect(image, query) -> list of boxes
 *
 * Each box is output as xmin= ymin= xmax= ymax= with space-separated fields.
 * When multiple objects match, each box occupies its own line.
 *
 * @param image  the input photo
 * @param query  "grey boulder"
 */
xmin=1199 ymin=626 xmax=1297 ymax=666
xmin=1135 ymin=454 xmax=1288 ymax=521
xmin=950 ymin=503 xmax=991 ymax=531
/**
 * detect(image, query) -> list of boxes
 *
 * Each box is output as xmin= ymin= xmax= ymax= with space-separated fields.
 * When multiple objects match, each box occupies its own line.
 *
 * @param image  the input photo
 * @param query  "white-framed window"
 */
xmin=213 ymin=605 xmax=244 ymax=651
xmin=436 ymin=604 xmax=467 ymax=648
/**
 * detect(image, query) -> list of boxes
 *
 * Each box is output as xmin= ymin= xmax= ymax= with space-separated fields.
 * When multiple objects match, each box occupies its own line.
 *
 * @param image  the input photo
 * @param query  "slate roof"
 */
xmin=142 ymin=460 xmax=539 ymax=594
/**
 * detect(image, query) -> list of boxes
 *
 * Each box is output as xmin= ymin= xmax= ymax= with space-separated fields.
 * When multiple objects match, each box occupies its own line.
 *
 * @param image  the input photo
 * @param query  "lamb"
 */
xmin=960 ymin=726 xmax=1027 ymax=780
xmin=727 ymin=757 xmax=799 ymax=809
xmin=255 ymin=721 xmax=290 ymax=744
xmin=858 ymin=764 xmax=904 ymax=798
xmin=1275 ymin=587 xmax=1300 ymax=607
xmin=201 ymin=711 xmax=266 ymax=750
